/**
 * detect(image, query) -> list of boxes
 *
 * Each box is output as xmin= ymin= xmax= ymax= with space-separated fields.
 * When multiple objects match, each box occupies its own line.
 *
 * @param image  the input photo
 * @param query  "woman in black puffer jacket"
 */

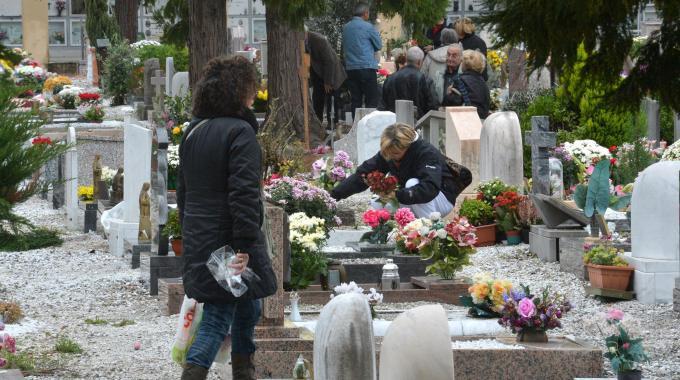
xmin=177 ymin=56 xmax=276 ymax=380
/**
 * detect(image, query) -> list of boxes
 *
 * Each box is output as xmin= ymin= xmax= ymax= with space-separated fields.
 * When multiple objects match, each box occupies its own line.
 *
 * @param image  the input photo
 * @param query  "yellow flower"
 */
xmin=469 ymin=283 xmax=490 ymax=304
xmin=172 ymin=126 xmax=181 ymax=135
xmin=257 ymin=89 xmax=268 ymax=101
xmin=78 ymin=185 xmax=94 ymax=201
xmin=0 ymin=59 xmax=12 ymax=71
xmin=43 ymin=75 xmax=73 ymax=92
xmin=490 ymin=280 xmax=511 ymax=308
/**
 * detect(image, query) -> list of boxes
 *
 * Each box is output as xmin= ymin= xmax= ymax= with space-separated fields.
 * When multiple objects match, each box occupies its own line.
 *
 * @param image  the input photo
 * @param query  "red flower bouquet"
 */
xmin=364 ymin=170 xmax=399 ymax=208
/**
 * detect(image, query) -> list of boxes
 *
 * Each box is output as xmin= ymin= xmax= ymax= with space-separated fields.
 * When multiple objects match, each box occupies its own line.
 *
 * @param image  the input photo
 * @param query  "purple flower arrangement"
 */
xmin=498 ymin=284 xmax=572 ymax=334
xmin=311 ymin=150 xmax=354 ymax=191
xmin=264 ymin=176 xmax=339 ymax=229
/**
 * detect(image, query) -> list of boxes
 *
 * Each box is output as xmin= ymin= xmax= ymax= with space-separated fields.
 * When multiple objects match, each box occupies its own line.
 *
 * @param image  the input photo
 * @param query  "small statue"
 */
xmin=92 ymin=154 xmax=102 ymax=199
xmin=138 ymin=182 xmax=152 ymax=242
xmin=110 ymin=167 xmax=124 ymax=205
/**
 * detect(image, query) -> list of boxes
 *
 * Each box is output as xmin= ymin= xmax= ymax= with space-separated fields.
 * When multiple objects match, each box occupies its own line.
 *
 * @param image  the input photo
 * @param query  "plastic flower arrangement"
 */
xmin=78 ymin=185 xmax=94 ymax=201
xmin=43 ymin=75 xmax=72 ymax=93
xmin=401 ymin=213 xmax=476 ymax=279
xmin=83 ymin=105 xmax=105 ymax=122
xmin=56 ymin=85 xmax=83 ymax=109
xmin=563 ymin=140 xmax=611 ymax=169
xmin=600 ymin=309 xmax=649 ymax=376
xmin=661 ymin=139 xmax=680 ymax=161
xmin=363 ymin=170 xmax=399 ymax=209
xmin=289 ymin=212 xmax=328 ymax=290
xmin=393 ymin=208 xmax=417 ymax=254
xmin=311 ymin=150 xmax=354 ymax=191
xmin=31 ymin=136 xmax=52 ymax=145
xmin=360 ymin=209 xmax=394 ymax=244
xmin=460 ymin=273 xmax=513 ymax=318
xmin=476 ymin=178 xmax=516 ymax=207
xmin=331 ymin=281 xmax=384 ymax=319
xmin=13 ymin=64 xmax=48 ymax=91
xmin=78 ymin=92 xmax=101 ymax=105
xmin=498 ymin=285 xmax=572 ymax=337
xmin=493 ymin=190 xmax=522 ymax=232
xmin=264 ymin=176 xmax=338 ymax=230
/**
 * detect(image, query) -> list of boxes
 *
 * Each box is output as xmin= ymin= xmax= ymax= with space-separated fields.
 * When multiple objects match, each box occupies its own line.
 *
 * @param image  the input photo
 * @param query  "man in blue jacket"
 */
xmin=342 ymin=2 xmax=382 ymax=117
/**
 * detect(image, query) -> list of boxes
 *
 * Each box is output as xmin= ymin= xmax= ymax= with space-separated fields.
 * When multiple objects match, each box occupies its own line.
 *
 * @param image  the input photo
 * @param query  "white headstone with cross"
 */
xmin=524 ymin=116 xmax=557 ymax=195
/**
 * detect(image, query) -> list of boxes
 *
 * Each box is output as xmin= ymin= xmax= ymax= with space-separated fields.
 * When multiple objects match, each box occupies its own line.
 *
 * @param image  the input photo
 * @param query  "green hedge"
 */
xmin=134 ymin=44 xmax=189 ymax=71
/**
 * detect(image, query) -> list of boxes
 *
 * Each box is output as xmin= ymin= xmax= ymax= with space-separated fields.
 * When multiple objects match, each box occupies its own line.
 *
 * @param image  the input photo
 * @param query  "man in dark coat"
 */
xmin=306 ymin=30 xmax=347 ymax=126
xmin=380 ymin=46 xmax=438 ymax=119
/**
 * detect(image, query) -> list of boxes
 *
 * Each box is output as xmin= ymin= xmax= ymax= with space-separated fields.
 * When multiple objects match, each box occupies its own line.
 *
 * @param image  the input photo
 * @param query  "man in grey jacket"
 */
xmin=420 ymin=28 xmax=458 ymax=104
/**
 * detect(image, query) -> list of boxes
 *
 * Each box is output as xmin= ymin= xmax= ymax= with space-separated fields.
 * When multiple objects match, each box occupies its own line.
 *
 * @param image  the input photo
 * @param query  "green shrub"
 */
xmin=162 ymin=208 xmax=181 ymax=239
xmin=583 ymin=244 xmax=628 ymax=267
xmin=459 ymin=199 xmax=495 ymax=226
xmin=103 ymin=42 xmax=134 ymax=106
xmin=54 ymin=336 xmax=83 ymax=354
xmin=612 ymin=139 xmax=659 ymax=185
xmin=134 ymin=44 xmax=189 ymax=71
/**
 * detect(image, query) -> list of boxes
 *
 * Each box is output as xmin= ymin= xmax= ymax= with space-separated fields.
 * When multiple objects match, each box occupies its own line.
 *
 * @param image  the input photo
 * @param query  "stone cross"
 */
xmin=143 ymin=58 xmax=161 ymax=116
xmin=395 ymin=100 xmax=415 ymax=128
xmin=524 ymin=116 xmax=556 ymax=195
xmin=149 ymin=69 xmax=166 ymax=121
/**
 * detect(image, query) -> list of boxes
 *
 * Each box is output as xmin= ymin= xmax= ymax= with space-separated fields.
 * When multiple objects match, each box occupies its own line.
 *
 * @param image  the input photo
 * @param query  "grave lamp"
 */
xmin=381 ymin=259 xmax=400 ymax=290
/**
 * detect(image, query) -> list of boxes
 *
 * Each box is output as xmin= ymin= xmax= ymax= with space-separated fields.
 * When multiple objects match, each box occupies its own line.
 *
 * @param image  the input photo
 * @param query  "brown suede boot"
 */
xmin=181 ymin=363 xmax=209 ymax=380
xmin=231 ymin=353 xmax=256 ymax=380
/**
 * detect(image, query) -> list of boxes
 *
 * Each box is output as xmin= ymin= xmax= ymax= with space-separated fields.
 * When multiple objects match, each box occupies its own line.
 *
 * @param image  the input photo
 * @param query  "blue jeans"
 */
xmin=186 ymin=299 xmax=262 ymax=369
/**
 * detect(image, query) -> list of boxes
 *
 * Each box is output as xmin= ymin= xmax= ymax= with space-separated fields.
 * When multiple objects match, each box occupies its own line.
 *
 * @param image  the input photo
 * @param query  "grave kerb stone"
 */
xmin=525 ymin=116 xmax=556 ymax=196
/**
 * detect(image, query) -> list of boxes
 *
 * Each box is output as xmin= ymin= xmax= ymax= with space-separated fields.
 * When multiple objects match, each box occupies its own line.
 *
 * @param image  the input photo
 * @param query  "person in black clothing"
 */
xmin=424 ymin=17 xmax=447 ymax=52
xmin=177 ymin=56 xmax=277 ymax=380
xmin=442 ymin=44 xmax=463 ymax=107
xmin=454 ymin=17 xmax=488 ymax=80
xmin=379 ymin=46 xmax=438 ymax=119
xmin=331 ymin=123 xmax=466 ymax=218
xmin=456 ymin=50 xmax=491 ymax=119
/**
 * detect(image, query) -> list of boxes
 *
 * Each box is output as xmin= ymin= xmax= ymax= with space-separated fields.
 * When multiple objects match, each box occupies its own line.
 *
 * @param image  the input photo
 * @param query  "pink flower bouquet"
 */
xmin=498 ymin=285 xmax=572 ymax=337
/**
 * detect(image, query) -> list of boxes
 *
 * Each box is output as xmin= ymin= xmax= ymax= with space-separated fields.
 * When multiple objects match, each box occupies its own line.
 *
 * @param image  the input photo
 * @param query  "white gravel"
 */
xmin=2 ymin=197 xmax=679 ymax=379
xmin=451 ymin=339 xmax=525 ymax=350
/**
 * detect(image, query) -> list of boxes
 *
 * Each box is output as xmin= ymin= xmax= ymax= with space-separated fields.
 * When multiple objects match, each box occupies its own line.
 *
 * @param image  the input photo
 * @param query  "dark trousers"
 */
xmin=311 ymin=70 xmax=343 ymax=125
xmin=346 ymin=68 xmax=379 ymax=117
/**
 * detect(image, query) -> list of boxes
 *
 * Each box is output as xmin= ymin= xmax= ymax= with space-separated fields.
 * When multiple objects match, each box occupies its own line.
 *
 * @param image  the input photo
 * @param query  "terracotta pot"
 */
xmin=516 ymin=329 xmax=548 ymax=343
xmin=586 ymin=264 xmax=633 ymax=291
xmin=617 ymin=370 xmax=642 ymax=380
xmin=171 ymin=238 xmax=183 ymax=256
xmin=506 ymin=230 xmax=522 ymax=245
xmin=474 ymin=223 xmax=497 ymax=247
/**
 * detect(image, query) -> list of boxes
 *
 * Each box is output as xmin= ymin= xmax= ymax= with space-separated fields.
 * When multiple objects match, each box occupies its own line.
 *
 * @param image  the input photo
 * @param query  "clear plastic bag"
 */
xmin=207 ymin=245 xmax=261 ymax=297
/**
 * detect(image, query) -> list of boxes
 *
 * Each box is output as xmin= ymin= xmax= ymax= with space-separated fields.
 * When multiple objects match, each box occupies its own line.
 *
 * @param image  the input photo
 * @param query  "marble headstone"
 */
xmin=379 ymin=304 xmax=454 ymax=380
xmin=171 ymin=72 xmax=189 ymax=98
xmin=313 ymin=293 xmax=376 ymax=380
xmin=445 ymin=106 xmax=483 ymax=194
xmin=150 ymin=126 xmax=169 ymax=255
xmin=64 ymin=127 xmax=79 ymax=230
xmin=333 ymin=108 xmax=376 ymax=164
xmin=629 ymin=161 xmax=680 ymax=304
xmin=479 ymin=111 xmax=523 ymax=189
xmin=356 ymin=111 xmax=396 ymax=164
xmin=165 ymin=57 xmax=175 ymax=96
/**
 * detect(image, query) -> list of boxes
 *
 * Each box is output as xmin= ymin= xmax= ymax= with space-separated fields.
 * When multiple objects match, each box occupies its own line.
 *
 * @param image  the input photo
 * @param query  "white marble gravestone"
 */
xmin=445 ymin=106 xmax=483 ymax=194
xmin=107 ymin=123 xmax=153 ymax=256
xmin=64 ymin=127 xmax=79 ymax=230
xmin=165 ymin=57 xmax=175 ymax=96
xmin=629 ymin=161 xmax=680 ymax=304
xmin=357 ymin=111 xmax=396 ymax=164
xmin=333 ymin=108 xmax=376 ymax=164
xmin=171 ymin=72 xmax=189 ymax=98
xmin=479 ymin=111 xmax=523 ymax=189
xmin=379 ymin=304 xmax=454 ymax=380
xmin=313 ymin=293 xmax=376 ymax=380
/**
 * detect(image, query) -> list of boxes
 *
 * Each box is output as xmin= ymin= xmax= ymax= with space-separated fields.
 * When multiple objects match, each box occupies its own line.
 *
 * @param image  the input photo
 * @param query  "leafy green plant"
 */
xmin=112 ymin=319 xmax=135 ymax=327
xmin=0 ymin=228 xmax=62 ymax=252
xmin=583 ymin=244 xmax=628 ymax=267
xmin=574 ymin=159 xmax=631 ymax=217
xmin=103 ymin=42 xmax=134 ymax=106
xmin=0 ymin=86 xmax=69 ymax=250
xmin=54 ymin=336 xmax=83 ymax=354
xmin=162 ymin=208 xmax=181 ymax=239
xmin=83 ymin=105 xmax=105 ymax=122
xmin=84 ymin=317 xmax=108 ymax=325
xmin=612 ymin=140 xmax=659 ymax=185
xmin=134 ymin=43 xmax=189 ymax=71
xmin=0 ymin=349 xmax=36 ymax=371
xmin=84 ymin=0 xmax=121 ymax=48
xmin=459 ymin=199 xmax=495 ymax=226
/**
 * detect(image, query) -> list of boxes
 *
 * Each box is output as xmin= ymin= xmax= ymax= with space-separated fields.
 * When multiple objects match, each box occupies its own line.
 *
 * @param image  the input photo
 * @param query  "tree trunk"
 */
xmin=115 ymin=0 xmax=139 ymax=43
xmin=266 ymin=9 xmax=323 ymax=146
xmin=188 ymin=0 xmax=228 ymax=90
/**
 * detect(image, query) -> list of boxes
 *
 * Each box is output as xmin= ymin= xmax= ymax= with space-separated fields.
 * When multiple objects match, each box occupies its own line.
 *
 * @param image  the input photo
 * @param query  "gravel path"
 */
xmin=1 ymin=197 xmax=679 ymax=379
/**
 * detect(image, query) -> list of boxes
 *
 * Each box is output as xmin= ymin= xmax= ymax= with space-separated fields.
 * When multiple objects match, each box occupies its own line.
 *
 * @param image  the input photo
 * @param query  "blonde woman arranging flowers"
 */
xmin=331 ymin=123 xmax=469 ymax=218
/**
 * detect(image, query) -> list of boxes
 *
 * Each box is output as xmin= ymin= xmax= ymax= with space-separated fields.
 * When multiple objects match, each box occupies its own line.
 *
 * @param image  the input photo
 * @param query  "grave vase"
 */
xmin=516 ymin=329 xmax=548 ymax=343
xmin=170 ymin=238 xmax=183 ymax=256
xmin=506 ymin=230 xmax=522 ymax=245
xmin=289 ymin=297 xmax=302 ymax=322
xmin=617 ymin=370 xmax=642 ymax=380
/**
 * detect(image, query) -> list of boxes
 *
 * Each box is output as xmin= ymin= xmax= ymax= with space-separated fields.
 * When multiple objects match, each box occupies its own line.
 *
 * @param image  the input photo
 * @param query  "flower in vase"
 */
xmin=517 ymin=298 xmax=536 ymax=318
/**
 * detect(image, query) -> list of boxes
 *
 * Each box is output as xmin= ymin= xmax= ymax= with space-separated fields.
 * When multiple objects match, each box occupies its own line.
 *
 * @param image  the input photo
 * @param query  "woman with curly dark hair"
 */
xmin=177 ymin=55 xmax=277 ymax=380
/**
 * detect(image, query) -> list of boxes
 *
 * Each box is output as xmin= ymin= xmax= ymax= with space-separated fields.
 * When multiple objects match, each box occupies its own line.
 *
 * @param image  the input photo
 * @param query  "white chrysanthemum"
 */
xmin=661 ymin=140 xmax=680 ymax=161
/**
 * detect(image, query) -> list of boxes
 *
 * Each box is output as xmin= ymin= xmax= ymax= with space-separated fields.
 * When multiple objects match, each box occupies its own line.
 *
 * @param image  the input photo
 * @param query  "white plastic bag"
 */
xmin=171 ymin=296 xmax=204 ymax=365
xmin=100 ymin=200 xmax=125 ymax=233
xmin=206 ymin=245 xmax=260 ymax=297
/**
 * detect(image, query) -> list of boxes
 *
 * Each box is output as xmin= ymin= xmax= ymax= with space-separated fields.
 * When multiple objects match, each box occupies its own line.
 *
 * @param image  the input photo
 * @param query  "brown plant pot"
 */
xmin=474 ymin=223 xmax=497 ymax=247
xmin=586 ymin=263 xmax=633 ymax=291
xmin=171 ymin=238 xmax=183 ymax=256
xmin=516 ymin=329 xmax=548 ymax=343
